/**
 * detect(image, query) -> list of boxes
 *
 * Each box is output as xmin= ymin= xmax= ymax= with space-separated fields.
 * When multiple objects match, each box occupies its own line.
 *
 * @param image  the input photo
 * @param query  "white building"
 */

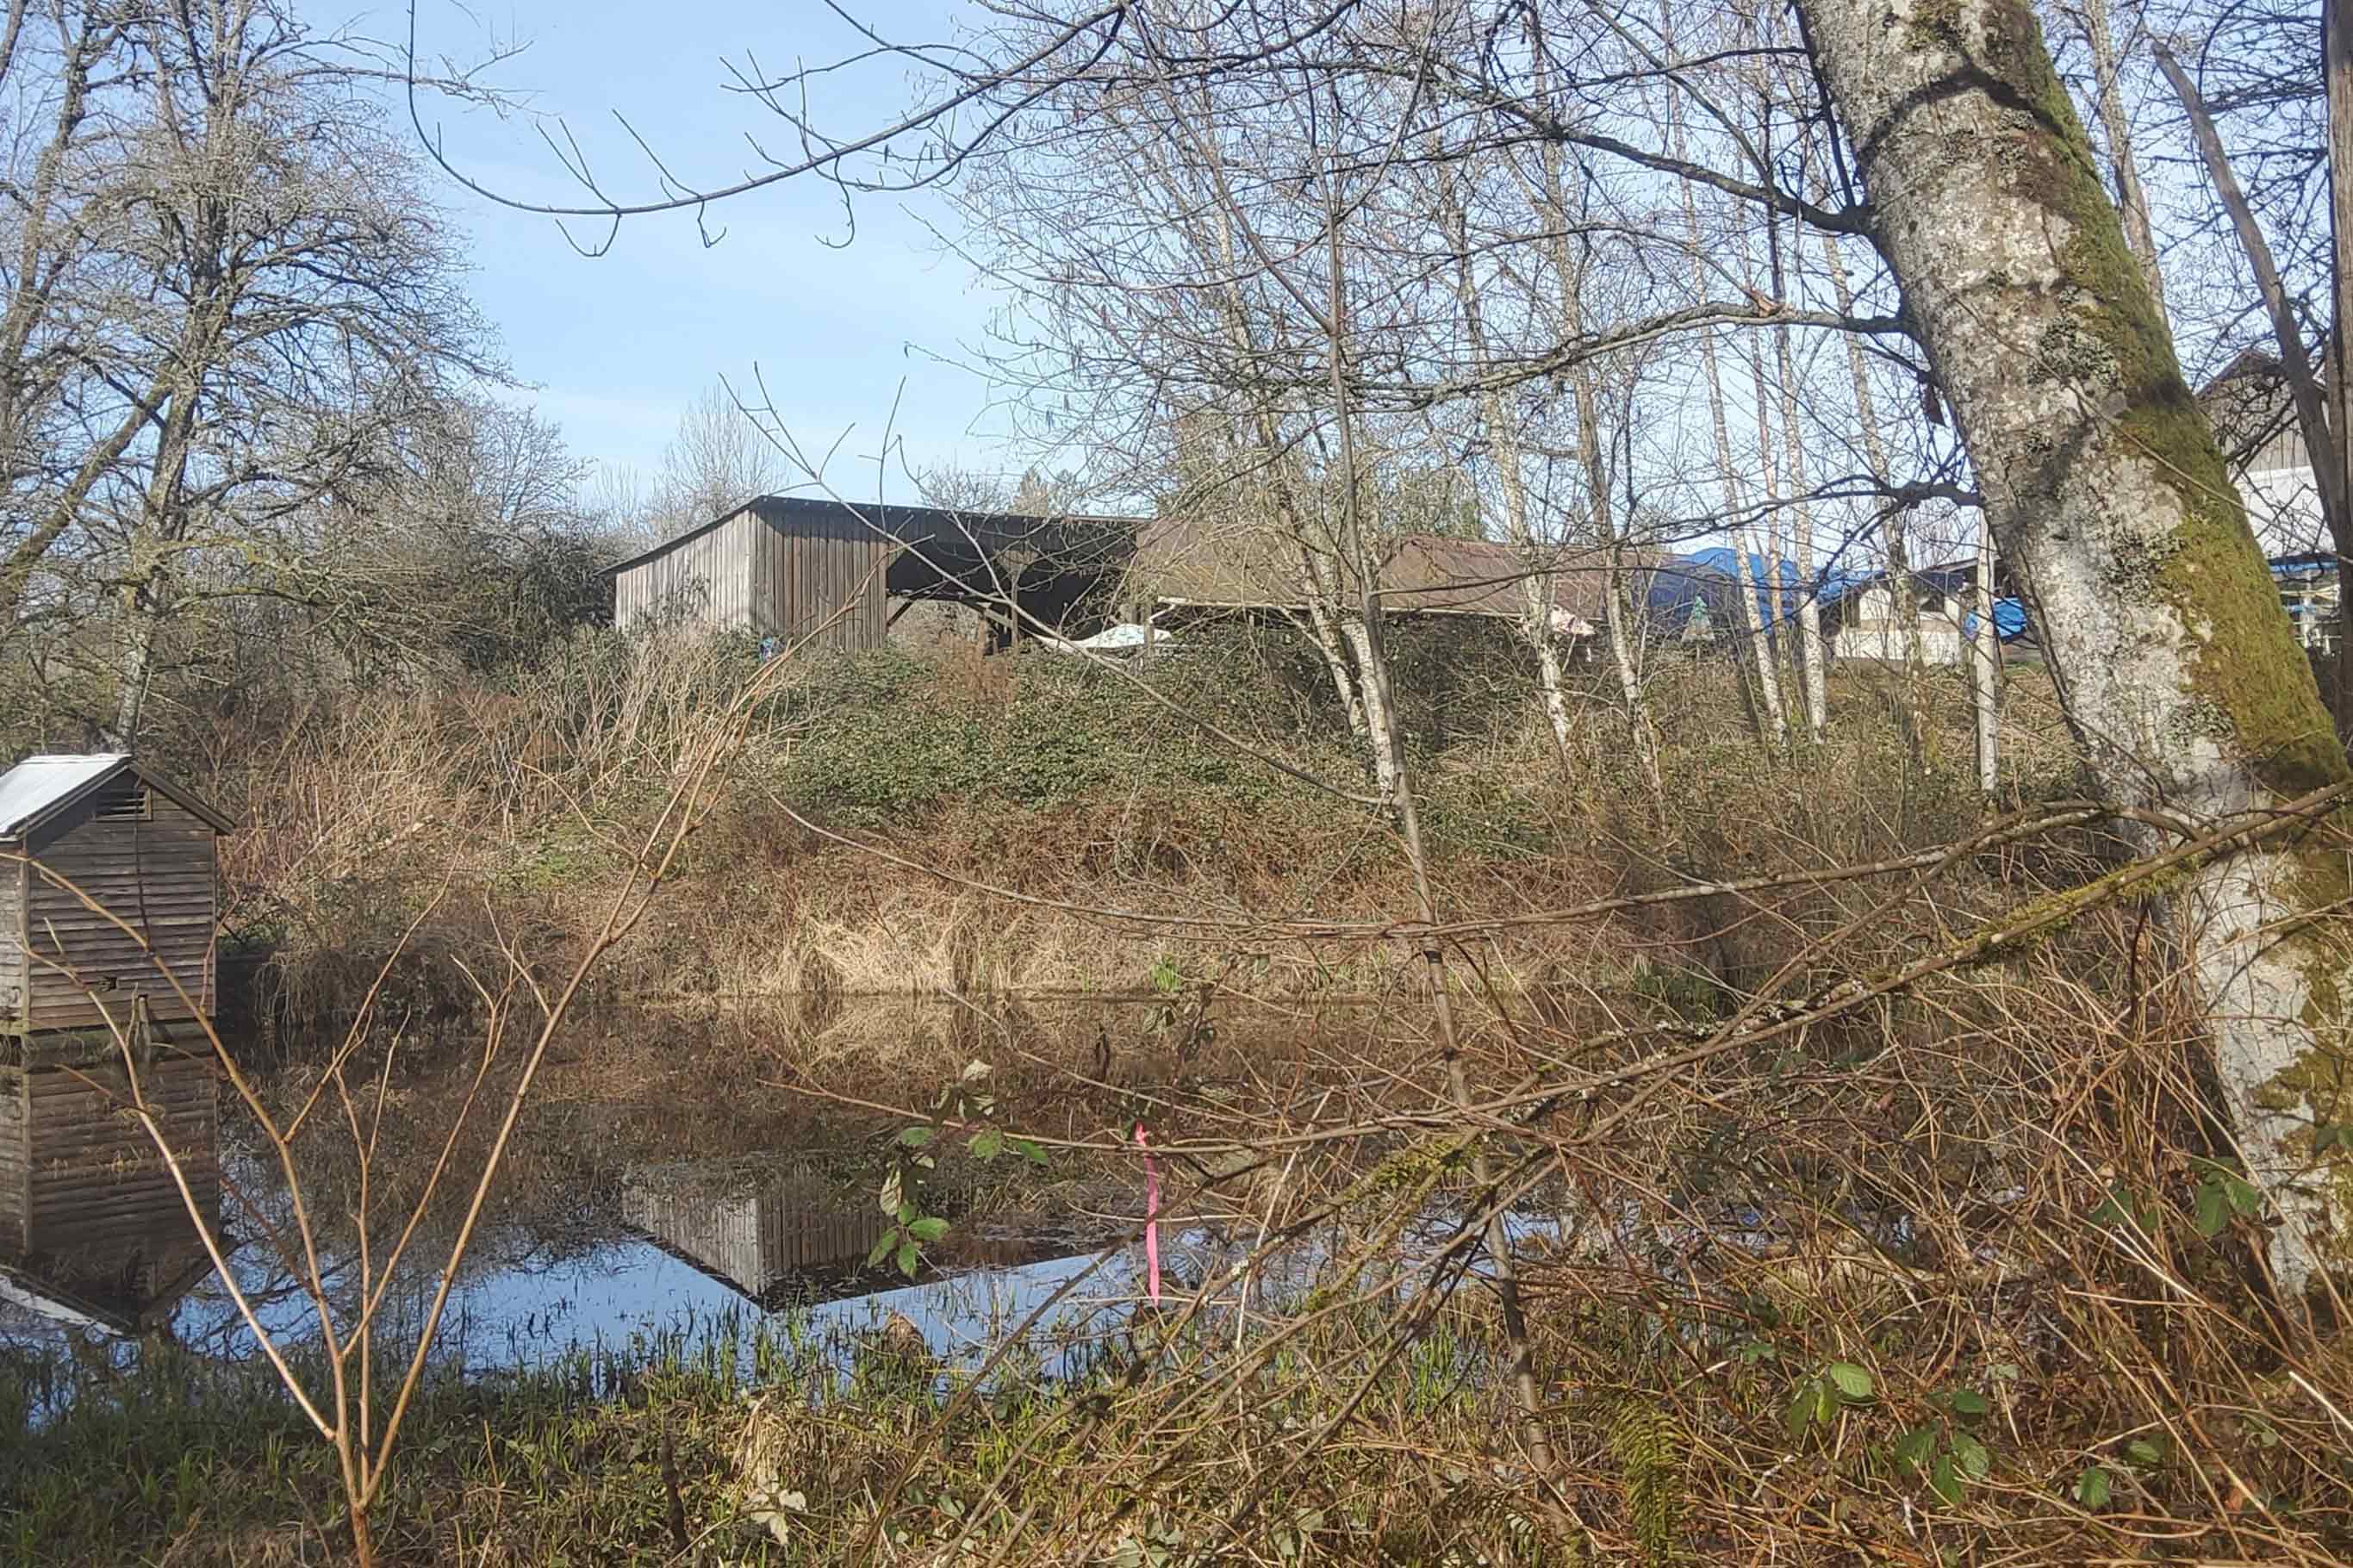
xmin=2201 ymin=355 xmax=2340 ymax=654
xmin=1832 ymin=578 xmax=1970 ymax=667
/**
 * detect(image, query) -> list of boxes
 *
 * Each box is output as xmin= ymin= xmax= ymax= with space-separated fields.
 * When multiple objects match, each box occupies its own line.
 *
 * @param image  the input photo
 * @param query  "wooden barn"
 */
xmin=0 ymin=753 xmax=236 ymax=1042
xmin=606 ymin=495 xmax=1136 ymax=650
xmin=620 ymin=1156 xmax=900 ymax=1306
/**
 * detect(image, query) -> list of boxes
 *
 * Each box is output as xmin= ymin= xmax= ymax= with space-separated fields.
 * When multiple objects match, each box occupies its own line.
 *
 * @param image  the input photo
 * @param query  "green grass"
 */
xmin=0 ymin=1300 xmax=1560 ymax=1566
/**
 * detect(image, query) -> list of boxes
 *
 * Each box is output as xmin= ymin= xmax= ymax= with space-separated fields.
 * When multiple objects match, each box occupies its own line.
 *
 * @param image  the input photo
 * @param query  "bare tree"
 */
xmin=0 ymin=1 xmax=160 ymax=638
xmin=653 ymin=379 xmax=791 ymax=535
xmin=78 ymin=0 xmax=501 ymax=743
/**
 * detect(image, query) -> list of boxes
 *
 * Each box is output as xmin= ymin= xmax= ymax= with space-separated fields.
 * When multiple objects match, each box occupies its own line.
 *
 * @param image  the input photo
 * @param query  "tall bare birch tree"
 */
xmin=1663 ymin=60 xmax=1790 ymax=747
xmin=96 ymin=0 xmax=495 ymax=742
xmin=1433 ymin=165 xmax=1580 ymax=759
xmin=2067 ymin=0 xmax=2166 ymax=311
xmin=1969 ymin=513 xmax=2001 ymax=794
xmin=1821 ymin=225 xmax=1933 ymax=765
xmin=1802 ymin=0 xmax=2353 ymax=1292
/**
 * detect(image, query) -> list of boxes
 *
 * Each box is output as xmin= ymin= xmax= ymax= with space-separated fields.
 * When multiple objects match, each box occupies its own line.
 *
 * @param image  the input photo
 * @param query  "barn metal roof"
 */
xmin=0 ymin=752 xmax=235 ymax=840
xmin=600 ymin=494 xmax=1137 ymax=579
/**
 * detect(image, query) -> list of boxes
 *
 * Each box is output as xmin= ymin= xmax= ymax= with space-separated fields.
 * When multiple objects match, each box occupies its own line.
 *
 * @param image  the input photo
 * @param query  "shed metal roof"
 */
xmin=0 ymin=753 xmax=236 ymax=840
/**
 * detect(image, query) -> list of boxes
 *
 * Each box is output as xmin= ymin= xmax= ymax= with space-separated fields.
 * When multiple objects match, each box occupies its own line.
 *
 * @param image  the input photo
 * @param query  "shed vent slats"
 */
xmin=92 ymin=782 xmax=150 ymax=822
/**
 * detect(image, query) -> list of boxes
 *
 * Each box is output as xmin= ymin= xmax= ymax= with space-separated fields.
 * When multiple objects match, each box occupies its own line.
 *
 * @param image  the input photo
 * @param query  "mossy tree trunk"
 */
xmin=1800 ymin=0 xmax=2353 ymax=1296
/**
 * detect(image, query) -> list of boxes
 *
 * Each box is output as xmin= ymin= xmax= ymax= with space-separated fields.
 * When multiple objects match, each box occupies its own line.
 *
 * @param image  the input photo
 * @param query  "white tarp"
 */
xmin=1043 ymin=623 xmax=1178 ymax=656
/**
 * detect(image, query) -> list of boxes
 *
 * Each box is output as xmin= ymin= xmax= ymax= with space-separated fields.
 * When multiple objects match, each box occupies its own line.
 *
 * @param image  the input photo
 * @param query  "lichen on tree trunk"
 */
xmin=1799 ymin=0 xmax=2353 ymax=1295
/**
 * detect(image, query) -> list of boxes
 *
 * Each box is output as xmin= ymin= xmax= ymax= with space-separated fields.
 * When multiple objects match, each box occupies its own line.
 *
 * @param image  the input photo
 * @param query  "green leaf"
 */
xmin=1948 ymin=1389 xmax=1992 ymax=1419
xmin=2124 ymin=1437 xmax=2166 ymax=1467
xmin=1927 ymin=1453 xmax=1961 ymax=1507
xmin=1815 ymin=1381 xmax=1839 ymax=1427
xmin=908 ymin=1216 xmax=949 ymax=1243
xmin=1952 ymin=1434 xmax=1991 ymax=1482
xmin=866 ymin=1230 xmax=897 ymax=1268
xmin=969 ymin=1127 xmax=1005 ymax=1160
xmin=2088 ymin=1186 xmax=2138 ymax=1228
xmin=2074 ymin=1466 xmax=2112 ymax=1509
xmin=1894 ymin=1427 xmax=1938 ymax=1471
xmin=2194 ymin=1179 xmax=2231 ymax=1237
xmin=895 ymin=1239 xmax=919 ymax=1278
xmin=1011 ymin=1136 xmax=1048 ymax=1167
xmin=2226 ymin=1175 xmax=2262 ymax=1216
xmin=1827 ymin=1362 xmax=1875 ymax=1401
xmin=898 ymin=1125 xmax=937 ymax=1148
xmin=1784 ymin=1381 xmax=1816 ymax=1442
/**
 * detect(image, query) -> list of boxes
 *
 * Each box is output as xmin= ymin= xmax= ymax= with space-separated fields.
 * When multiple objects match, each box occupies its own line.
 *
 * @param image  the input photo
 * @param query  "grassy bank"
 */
xmin=182 ymin=623 xmax=2082 ymax=1030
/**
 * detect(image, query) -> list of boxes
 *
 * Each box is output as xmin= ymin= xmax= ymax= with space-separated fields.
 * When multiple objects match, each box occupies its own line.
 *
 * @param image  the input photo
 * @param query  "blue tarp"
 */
xmin=1652 ymin=551 xmax=2033 ymax=644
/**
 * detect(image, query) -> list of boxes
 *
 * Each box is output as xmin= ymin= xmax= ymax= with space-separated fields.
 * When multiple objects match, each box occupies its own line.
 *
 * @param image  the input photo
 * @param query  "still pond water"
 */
xmin=1 ymin=1000 xmax=1516 ymax=1395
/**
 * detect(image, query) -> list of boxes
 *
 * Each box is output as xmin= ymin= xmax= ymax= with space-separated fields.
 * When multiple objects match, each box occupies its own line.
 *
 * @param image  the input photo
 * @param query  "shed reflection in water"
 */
xmin=0 ymin=1046 xmax=1161 ymax=1384
xmin=0 ymin=1052 xmax=219 ymax=1341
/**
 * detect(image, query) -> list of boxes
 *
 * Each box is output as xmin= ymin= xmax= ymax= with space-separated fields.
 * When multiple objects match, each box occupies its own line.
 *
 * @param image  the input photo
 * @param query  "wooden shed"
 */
xmin=0 ymin=753 xmax=236 ymax=1039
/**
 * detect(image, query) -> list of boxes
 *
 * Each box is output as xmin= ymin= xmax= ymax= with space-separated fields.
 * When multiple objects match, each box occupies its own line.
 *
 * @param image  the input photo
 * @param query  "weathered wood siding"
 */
xmin=0 ymin=858 xmax=22 ymax=1022
xmin=612 ymin=505 xmax=892 ymax=649
xmin=612 ymin=509 xmax=757 ymax=632
xmin=622 ymin=1165 xmax=892 ymax=1299
xmin=20 ymin=784 xmax=216 ymax=1030
xmin=0 ymin=1070 xmax=25 ymax=1249
xmin=16 ymin=1055 xmax=216 ymax=1256
xmin=748 ymin=505 xmax=892 ymax=648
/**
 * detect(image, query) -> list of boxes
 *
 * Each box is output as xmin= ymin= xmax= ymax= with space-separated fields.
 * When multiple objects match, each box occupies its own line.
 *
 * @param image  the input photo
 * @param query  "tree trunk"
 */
xmin=1304 ymin=596 xmax=1370 ymax=750
xmin=1765 ymin=206 xmax=1829 ymax=741
xmin=1799 ymin=0 xmax=2353 ymax=1295
xmin=1516 ymin=107 xmax=1662 ymax=787
xmin=1575 ymin=363 xmax=1665 ymax=800
xmin=1744 ymin=332 xmax=1805 ymax=733
xmin=1438 ymin=178 xmax=1579 ymax=757
xmin=2322 ymin=0 xmax=2353 ymax=720
xmin=1669 ymin=73 xmax=1786 ymax=747
xmin=1340 ymin=614 xmax=1398 ymax=797
xmin=1822 ymin=227 xmax=1932 ymax=767
xmin=1491 ymin=424 xmax=1582 ymax=757
xmin=111 ymin=385 xmax=198 ymax=746
xmin=2157 ymin=39 xmax=2352 ymax=730
xmin=1316 ymin=175 xmax=1554 ymax=1489
xmin=1969 ymin=520 xmax=2001 ymax=795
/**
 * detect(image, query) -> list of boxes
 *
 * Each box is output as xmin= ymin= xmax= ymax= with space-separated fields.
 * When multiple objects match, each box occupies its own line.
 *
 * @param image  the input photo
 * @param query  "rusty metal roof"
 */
xmin=1131 ymin=515 xmax=1671 ymax=628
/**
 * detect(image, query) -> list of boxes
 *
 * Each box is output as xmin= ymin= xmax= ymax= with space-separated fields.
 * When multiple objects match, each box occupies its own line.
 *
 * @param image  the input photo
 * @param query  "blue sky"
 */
xmin=339 ymin=0 xmax=1009 ymax=501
